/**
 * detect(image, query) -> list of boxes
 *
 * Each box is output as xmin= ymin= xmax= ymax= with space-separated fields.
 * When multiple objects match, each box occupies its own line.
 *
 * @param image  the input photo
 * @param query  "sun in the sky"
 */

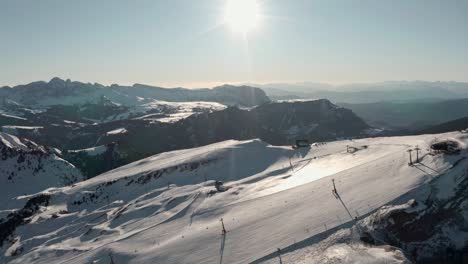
xmin=224 ymin=0 xmax=260 ymax=34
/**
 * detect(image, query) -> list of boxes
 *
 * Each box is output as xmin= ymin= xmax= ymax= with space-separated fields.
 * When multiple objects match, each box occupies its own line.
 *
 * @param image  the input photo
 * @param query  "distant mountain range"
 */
xmin=417 ymin=116 xmax=468 ymax=135
xmin=252 ymin=81 xmax=468 ymax=104
xmin=340 ymin=98 xmax=468 ymax=131
xmin=248 ymin=81 xmax=468 ymax=132
xmin=0 ymin=78 xmax=372 ymax=177
xmin=1 ymin=77 xmax=270 ymax=108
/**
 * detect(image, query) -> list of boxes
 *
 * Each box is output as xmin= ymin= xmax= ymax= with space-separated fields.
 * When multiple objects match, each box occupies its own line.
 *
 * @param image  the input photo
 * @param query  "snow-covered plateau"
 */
xmin=1 ymin=131 xmax=468 ymax=263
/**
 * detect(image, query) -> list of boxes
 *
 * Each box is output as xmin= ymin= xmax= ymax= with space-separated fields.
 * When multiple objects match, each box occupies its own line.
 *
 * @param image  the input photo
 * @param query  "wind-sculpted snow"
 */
xmin=2 ymin=132 xmax=468 ymax=263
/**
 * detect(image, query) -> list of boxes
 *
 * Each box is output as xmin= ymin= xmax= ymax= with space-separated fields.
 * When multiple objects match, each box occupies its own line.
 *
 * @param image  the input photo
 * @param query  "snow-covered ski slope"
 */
xmin=3 ymin=131 xmax=467 ymax=263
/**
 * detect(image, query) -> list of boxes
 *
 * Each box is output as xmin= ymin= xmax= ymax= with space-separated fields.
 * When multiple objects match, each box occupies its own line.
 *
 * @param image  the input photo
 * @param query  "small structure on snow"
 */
xmin=293 ymin=139 xmax=310 ymax=149
xmin=431 ymin=140 xmax=460 ymax=154
xmin=407 ymin=149 xmax=414 ymax=165
xmin=215 ymin=181 xmax=228 ymax=192
xmin=207 ymin=181 xmax=229 ymax=196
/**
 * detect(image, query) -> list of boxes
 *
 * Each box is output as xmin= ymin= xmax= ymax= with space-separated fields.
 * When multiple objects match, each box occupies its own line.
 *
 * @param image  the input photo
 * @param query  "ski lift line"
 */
xmin=109 ymin=253 xmax=116 ymax=264
xmin=277 ymin=248 xmax=283 ymax=264
xmin=252 ymin=147 xmax=412 ymax=262
xmin=331 ymin=179 xmax=363 ymax=235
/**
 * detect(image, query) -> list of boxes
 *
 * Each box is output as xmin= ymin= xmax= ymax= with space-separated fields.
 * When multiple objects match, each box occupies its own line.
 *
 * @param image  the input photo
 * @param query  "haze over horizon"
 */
xmin=4 ymin=77 xmax=468 ymax=90
xmin=2 ymin=0 xmax=468 ymax=87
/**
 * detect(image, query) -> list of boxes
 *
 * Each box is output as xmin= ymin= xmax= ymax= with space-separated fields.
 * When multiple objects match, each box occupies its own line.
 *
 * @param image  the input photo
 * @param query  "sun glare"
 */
xmin=225 ymin=0 xmax=260 ymax=34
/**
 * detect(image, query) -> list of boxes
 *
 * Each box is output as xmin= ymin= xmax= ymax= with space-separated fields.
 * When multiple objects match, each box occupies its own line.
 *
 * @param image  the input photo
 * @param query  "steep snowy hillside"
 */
xmin=64 ymin=142 xmax=128 ymax=179
xmin=2 ymin=131 xmax=468 ymax=263
xmin=0 ymin=133 xmax=83 ymax=214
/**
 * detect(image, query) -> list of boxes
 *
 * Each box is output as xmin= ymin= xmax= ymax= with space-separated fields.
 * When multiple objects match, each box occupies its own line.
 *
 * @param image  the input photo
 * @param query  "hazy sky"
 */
xmin=1 ymin=0 xmax=468 ymax=87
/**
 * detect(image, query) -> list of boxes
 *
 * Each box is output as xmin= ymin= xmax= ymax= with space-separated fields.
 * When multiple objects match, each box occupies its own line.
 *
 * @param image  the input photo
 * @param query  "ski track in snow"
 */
xmin=2 ymin=132 xmax=466 ymax=263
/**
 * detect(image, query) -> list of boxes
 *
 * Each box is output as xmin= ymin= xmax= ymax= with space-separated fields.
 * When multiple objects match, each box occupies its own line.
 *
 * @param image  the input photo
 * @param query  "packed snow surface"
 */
xmin=2 ymin=132 xmax=467 ymax=263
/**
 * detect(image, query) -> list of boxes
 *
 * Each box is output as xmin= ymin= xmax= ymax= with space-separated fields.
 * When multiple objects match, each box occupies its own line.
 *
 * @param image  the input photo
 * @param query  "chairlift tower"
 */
xmin=407 ymin=149 xmax=413 ymax=165
xmin=414 ymin=146 xmax=421 ymax=163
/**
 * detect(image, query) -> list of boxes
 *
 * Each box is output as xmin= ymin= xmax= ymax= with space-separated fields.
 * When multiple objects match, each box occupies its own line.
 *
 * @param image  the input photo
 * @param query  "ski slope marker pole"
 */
xmin=220 ymin=218 xmax=227 ymax=235
xmin=331 ymin=179 xmax=363 ymax=235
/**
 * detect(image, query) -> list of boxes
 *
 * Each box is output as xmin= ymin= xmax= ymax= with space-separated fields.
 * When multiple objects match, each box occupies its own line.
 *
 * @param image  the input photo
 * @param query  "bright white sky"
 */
xmin=1 ymin=0 xmax=467 ymax=87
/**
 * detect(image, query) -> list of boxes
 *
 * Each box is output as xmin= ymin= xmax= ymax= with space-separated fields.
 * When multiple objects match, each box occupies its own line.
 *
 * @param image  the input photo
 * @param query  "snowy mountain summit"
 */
xmin=2 ymin=131 xmax=468 ymax=263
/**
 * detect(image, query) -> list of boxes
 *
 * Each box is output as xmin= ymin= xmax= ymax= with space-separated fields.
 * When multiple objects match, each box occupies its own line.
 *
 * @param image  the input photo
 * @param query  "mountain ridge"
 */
xmin=4 ymin=99 xmax=371 ymax=177
xmin=0 ymin=78 xmax=270 ymax=107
